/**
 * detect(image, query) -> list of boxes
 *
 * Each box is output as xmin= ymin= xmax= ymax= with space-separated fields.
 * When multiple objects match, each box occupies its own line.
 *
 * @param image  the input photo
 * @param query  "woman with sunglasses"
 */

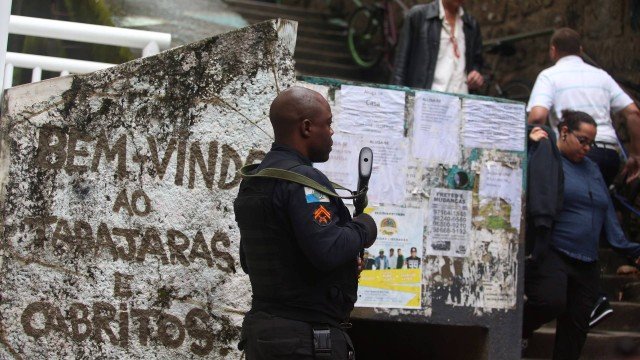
xmin=523 ymin=110 xmax=640 ymax=359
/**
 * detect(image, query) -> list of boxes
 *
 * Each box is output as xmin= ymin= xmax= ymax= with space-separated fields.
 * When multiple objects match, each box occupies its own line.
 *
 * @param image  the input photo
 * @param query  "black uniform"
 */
xmin=234 ymin=144 xmax=370 ymax=360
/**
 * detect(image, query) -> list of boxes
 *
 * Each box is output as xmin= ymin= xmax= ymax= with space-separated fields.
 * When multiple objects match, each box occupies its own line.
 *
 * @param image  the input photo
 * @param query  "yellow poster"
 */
xmin=356 ymin=206 xmax=423 ymax=309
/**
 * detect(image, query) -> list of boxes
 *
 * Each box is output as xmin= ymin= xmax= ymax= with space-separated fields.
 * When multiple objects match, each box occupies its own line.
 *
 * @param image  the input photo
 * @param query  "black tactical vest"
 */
xmin=234 ymin=160 xmax=358 ymax=326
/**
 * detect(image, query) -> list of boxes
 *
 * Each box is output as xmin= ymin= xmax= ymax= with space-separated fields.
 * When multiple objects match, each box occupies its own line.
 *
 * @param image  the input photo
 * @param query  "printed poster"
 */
xmin=364 ymin=136 xmax=408 ymax=206
xmin=481 ymin=241 xmax=518 ymax=309
xmin=337 ymin=85 xmax=406 ymax=138
xmin=315 ymin=134 xmax=408 ymax=206
xmin=426 ymin=188 xmax=472 ymax=257
xmin=356 ymin=206 xmax=424 ymax=309
xmin=478 ymin=161 xmax=523 ymax=231
xmin=412 ymin=92 xmax=462 ymax=166
xmin=461 ymin=99 xmax=525 ymax=152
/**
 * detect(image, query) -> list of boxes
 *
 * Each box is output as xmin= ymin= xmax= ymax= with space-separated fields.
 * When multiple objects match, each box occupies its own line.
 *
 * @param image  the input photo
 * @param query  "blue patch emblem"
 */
xmin=304 ymin=187 xmax=329 ymax=203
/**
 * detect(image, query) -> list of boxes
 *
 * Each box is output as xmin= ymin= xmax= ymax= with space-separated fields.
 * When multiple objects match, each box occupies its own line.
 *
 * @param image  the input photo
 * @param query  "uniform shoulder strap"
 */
xmin=239 ymin=163 xmax=357 ymax=199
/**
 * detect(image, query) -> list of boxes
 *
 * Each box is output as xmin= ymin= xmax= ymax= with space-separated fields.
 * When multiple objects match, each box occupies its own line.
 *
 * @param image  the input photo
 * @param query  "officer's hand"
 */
xmin=353 ymin=213 xmax=377 ymax=248
xmin=357 ymin=256 xmax=364 ymax=279
xmin=353 ymin=194 xmax=368 ymax=216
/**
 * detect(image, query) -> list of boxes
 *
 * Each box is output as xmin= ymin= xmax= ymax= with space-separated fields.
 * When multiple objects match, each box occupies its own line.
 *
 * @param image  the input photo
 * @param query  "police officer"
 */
xmin=234 ymin=86 xmax=377 ymax=359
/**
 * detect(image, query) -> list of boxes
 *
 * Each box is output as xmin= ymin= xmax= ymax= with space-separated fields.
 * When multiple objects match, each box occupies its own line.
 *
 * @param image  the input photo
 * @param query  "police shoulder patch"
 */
xmin=313 ymin=205 xmax=332 ymax=226
xmin=304 ymin=187 xmax=330 ymax=203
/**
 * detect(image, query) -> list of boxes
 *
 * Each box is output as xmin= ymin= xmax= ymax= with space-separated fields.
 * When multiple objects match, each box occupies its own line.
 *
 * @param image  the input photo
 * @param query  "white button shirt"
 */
xmin=431 ymin=0 xmax=467 ymax=94
xmin=527 ymin=55 xmax=633 ymax=145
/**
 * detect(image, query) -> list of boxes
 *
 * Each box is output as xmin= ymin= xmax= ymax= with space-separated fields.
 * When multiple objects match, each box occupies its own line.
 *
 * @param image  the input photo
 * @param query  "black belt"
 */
xmin=594 ymin=142 xmax=619 ymax=152
xmin=312 ymin=324 xmax=355 ymax=360
xmin=312 ymin=325 xmax=332 ymax=359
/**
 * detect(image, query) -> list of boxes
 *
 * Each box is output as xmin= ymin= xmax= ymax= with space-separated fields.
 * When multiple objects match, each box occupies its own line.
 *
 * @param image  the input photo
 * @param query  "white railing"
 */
xmin=1 ymin=7 xmax=172 ymax=93
xmin=0 ymin=1 xmax=11 ymax=94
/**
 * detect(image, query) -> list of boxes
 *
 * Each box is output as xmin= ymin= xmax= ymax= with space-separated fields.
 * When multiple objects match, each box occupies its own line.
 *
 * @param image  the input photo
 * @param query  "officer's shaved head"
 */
xmin=269 ymin=86 xmax=334 ymax=162
xmin=270 ymin=87 xmax=325 ymax=139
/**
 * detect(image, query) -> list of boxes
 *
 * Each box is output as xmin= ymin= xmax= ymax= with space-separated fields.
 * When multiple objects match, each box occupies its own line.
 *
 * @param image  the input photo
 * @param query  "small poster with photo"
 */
xmin=355 ymin=206 xmax=424 ymax=309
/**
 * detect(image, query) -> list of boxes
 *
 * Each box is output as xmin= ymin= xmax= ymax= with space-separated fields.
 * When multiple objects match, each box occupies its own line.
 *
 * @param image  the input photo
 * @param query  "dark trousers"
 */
xmin=587 ymin=147 xmax=620 ymax=187
xmin=240 ymin=311 xmax=355 ymax=360
xmin=523 ymin=249 xmax=599 ymax=360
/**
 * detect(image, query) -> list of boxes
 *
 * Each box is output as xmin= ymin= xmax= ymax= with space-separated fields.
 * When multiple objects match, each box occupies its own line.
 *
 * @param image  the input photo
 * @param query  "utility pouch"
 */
xmin=312 ymin=326 xmax=332 ymax=359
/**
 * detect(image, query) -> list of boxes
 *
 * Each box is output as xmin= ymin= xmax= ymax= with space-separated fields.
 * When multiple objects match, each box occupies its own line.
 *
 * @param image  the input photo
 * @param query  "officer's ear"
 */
xmin=300 ymin=118 xmax=312 ymax=138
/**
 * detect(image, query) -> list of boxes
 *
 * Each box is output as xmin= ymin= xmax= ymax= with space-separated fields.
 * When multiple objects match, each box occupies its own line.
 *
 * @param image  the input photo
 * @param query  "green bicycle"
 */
xmin=347 ymin=0 xmax=408 ymax=69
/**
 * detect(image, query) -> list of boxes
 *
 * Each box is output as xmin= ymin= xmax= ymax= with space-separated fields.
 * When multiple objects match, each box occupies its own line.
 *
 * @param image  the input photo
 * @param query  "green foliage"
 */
xmin=22 ymin=35 xmax=66 ymax=57
xmin=11 ymin=0 xmax=133 ymax=79
xmin=62 ymin=0 xmax=134 ymax=63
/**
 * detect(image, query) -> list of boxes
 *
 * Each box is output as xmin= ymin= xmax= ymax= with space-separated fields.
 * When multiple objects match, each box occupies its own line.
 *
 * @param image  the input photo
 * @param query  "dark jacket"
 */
xmin=391 ymin=1 xmax=484 ymax=89
xmin=234 ymin=144 xmax=369 ymax=326
xmin=525 ymin=125 xmax=564 ymax=260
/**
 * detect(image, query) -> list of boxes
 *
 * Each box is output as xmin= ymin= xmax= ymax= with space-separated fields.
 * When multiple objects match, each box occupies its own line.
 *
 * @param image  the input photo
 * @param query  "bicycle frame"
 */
xmin=347 ymin=0 xmax=407 ymax=69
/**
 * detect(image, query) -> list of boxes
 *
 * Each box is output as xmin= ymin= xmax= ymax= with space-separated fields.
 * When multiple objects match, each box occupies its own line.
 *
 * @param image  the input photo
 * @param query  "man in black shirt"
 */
xmin=363 ymin=250 xmax=376 ymax=270
xmin=234 ymin=86 xmax=377 ymax=359
xmin=406 ymin=247 xmax=421 ymax=269
xmin=396 ymin=248 xmax=405 ymax=269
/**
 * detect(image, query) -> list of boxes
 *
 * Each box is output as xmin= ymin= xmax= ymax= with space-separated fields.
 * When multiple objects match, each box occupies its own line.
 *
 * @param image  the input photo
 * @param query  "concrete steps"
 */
xmin=224 ymin=0 xmax=332 ymax=21
xmin=601 ymin=274 xmax=640 ymax=301
xmin=583 ymin=247 xmax=640 ymax=302
xmin=621 ymin=281 xmax=640 ymax=302
xmin=526 ymin=247 xmax=640 ymax=358
xmin=296 ymin=59 xmax=368 ymax=80
xmin=541 ymin=302 xmax=640 ymax=333
xmin=298 ymin=27 xmax=347 ymax=42
xmin=591 ymin=302 xmax=640 ymax=332
xmin=224 ymin=0 xmax=367 ymax=81
xmin=295 ymin=46 xmax=353 ymax=65
xmin=524 ymin=326 xmax=640 ymax=359
xmin=599 ymin=248 xmax=634 ymax=274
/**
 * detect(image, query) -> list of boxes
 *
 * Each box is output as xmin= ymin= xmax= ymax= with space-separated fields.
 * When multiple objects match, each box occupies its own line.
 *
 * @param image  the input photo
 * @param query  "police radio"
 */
xmin=353 ymin=147 xmax=373 ymax=216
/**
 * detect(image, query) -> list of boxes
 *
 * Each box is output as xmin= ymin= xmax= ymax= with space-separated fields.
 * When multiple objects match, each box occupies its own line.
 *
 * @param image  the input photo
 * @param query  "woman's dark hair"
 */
xmin=556 ymin=110 xmax=597 ymax=133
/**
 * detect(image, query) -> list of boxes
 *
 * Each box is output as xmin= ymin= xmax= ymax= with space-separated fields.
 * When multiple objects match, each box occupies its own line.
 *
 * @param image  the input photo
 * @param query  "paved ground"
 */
xmin=105 ymin=0 xmax=248 ymax=48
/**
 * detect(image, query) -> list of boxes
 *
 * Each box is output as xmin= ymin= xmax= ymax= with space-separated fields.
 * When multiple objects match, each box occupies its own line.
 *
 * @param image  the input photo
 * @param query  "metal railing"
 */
xmin=1 ymin=4 xmax=172 ymax=94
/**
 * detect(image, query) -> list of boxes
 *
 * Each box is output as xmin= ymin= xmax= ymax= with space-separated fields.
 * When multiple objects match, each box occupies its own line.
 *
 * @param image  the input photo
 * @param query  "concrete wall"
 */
xmin=0 ymin=19 xmax=296 ymax=359
xmin=398 ymin=0 xmax=640 ymax=99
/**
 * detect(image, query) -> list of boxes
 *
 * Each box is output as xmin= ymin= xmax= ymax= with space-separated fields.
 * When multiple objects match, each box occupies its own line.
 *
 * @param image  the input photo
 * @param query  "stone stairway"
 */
xmin=224 ymin=0 xmax=370 ymax=82
xmin=524 ymin=248 xmax=640 ymax=359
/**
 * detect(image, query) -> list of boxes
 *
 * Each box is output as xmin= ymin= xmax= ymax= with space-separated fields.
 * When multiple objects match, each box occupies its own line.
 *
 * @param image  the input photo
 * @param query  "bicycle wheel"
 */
xmin=500 ymin=80 xmax=532 ymax=103
xmin=348 ymin=6 xmax=384 ymax=68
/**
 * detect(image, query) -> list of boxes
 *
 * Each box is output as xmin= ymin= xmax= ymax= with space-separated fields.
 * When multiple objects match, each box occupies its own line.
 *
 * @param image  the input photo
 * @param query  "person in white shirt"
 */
xmin=392 ymin=0 xmax=484 ymax=94
xmin=527 ymin=27 xmax=640 ymax=185
xmin=387 ymin=248 xmax=397 ymax=270
xmin=527 ymin=27 xmax=640 ymax=332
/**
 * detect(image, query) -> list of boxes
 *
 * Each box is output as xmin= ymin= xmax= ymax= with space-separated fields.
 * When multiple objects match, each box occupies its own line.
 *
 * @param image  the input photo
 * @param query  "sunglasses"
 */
xmin=571 ymin=132 xmax=595 ymax=148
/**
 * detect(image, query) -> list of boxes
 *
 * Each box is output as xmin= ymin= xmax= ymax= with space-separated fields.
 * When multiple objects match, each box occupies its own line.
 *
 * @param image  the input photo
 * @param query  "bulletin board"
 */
xmin=298 ymin=77 xmax=526 ymax=317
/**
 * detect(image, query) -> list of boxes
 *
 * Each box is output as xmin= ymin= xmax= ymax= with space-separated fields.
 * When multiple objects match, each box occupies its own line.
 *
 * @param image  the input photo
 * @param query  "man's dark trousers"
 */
xmin=523 ymin=249 xmax=599 ymax=360
xmin=587 ymin=146 xmax=620 ymax=187
xmin=240 ymin=311 xmax=355 ymax=359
